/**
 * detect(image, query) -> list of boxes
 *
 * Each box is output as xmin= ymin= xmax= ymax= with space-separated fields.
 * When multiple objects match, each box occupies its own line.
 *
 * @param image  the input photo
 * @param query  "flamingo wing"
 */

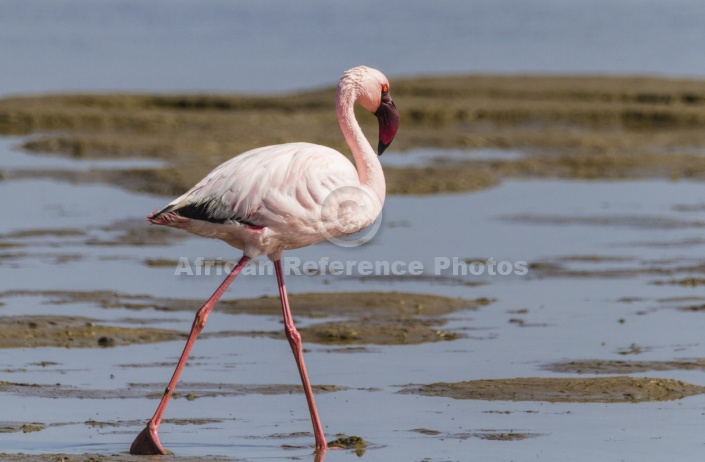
xmin=154 ymin=142 xmax=358 ymax=229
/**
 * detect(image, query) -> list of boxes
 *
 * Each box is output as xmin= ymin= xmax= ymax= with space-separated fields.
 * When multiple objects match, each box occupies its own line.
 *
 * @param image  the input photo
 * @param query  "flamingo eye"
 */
xmin=382 ymin=84 xmax=388 ymax=94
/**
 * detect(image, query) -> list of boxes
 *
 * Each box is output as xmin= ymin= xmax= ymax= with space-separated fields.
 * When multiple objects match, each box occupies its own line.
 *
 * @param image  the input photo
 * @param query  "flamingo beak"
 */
xmin=375 ymin=93 xmax=399 ymax=155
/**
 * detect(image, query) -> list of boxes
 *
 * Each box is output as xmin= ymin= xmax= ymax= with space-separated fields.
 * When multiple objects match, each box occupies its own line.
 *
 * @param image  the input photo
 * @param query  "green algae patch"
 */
xmin=327 ymin=434 xmax=367 ymax=456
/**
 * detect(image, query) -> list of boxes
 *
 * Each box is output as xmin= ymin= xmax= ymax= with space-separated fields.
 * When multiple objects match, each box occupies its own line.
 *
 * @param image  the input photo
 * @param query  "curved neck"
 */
xmin=336 ymin=84 xmax=386 ymax=206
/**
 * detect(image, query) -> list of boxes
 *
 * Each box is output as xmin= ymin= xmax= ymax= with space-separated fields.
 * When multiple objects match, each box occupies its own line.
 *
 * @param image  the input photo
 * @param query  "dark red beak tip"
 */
xmin=375 ymin=96 xmax=400 ymax=156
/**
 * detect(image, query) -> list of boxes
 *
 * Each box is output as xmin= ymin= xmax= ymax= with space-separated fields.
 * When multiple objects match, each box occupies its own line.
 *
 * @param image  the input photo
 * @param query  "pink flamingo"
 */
xmin=130 ymin=66 xmax=399 ymax=455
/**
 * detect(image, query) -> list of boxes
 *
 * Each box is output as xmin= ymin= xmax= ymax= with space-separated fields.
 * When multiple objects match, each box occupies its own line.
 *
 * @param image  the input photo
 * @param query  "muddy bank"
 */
xmin=4 ymin=74 xmax=705 ymax=195
xmin=0 ymin=291 xmax=487 ymax=347
xmin=0 ymin=220 xmax=187 ymax=269
xmin=402 ymin=376 xmax=705 ymax=402
xmin=0 ymin=315 xmax=184 ymax=348
xmin=0 ymin=381 xmax=344 ymax=400
xmin=518 ymin=249 xmax=705 ymax=281
xmin=546 ymin=359 xmax=705 ymax=374
xmin=410 ymin=427 xmax=539 ymax=441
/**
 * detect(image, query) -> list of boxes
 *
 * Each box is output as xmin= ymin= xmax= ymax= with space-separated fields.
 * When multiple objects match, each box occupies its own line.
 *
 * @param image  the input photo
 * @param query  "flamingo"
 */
xmin=129 ymin=66 xmax=399 ymax=455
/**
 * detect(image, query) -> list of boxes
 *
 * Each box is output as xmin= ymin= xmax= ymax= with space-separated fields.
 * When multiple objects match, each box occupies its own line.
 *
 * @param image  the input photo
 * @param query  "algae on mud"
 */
xmin=0 ymin=381 xmax=344 ymax=401
xmin=402 ymin=376 xmax=705 ymax=403
xmin=4 ymin=74 xmax=705 ymax=195
xmin=410 ymin=427 xmax=539 ymax=442
xmin=0 ymin=315 xmax=185 ymax=348
xmin=546 ymin=359 xmax=705 ymax=374
xmin=0 ymin=291 xmax=487 ymax=348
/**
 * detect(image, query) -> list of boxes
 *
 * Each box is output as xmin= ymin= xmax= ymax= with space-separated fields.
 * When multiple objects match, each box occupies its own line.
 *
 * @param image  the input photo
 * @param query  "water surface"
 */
xmin=1 ymin=0 xmax=704 ymax=96
xmin=2 ymin=144 xmax=705 ymax=461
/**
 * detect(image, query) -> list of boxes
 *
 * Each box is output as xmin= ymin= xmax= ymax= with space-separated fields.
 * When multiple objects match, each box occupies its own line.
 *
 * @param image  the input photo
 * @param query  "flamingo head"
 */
xmin=344 ymin=66 xmax=400 ymax=155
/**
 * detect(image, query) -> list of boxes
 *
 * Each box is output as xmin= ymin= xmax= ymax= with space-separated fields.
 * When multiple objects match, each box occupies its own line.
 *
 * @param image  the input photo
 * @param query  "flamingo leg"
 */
xmin=273 ymin=260 xmax=328 ymax=451
xmin=130 ymin=255 xmax=251 ymax=455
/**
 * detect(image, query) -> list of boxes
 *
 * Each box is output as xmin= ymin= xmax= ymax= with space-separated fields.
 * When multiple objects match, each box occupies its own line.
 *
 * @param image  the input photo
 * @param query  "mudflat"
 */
xmin=3 ymin=74 xmax=705 ymax=195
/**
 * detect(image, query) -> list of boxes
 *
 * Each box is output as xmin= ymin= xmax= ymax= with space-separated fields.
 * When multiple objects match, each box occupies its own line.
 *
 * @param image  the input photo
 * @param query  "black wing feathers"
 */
xmin=159 ymin=200 xmax=259 ymax=227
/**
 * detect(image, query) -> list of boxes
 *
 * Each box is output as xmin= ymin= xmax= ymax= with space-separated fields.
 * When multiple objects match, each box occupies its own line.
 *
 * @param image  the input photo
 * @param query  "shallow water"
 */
xmin=2 ymin=142 xmax=705 ymax=461
xmin=380 ymin=148 xmax=525 ymax=167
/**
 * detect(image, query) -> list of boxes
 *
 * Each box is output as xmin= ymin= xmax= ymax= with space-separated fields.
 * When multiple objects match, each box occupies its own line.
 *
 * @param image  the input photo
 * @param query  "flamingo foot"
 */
xmin=130 ymin=423 xmax=170 ymax=455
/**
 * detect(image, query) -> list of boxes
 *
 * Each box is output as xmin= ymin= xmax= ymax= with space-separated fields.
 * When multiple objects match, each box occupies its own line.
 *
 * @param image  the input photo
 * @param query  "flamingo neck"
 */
xmin=336 ymin=83 xmax=386 ymax=206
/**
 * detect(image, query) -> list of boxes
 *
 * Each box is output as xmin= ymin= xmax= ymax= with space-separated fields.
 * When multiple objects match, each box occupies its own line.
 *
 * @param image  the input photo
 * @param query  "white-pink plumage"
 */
xmin=131 ymin=66 xmax=399 ymax=456
xmin=150 ymin=142 xmax=379 ymax=256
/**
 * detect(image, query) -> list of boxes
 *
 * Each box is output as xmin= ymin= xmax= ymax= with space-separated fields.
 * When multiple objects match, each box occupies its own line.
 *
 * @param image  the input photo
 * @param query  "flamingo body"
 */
xmin=149 ymin=141 xmax=381 ymax=257
xmin=130 ymin=66 xmax=399 ymax=456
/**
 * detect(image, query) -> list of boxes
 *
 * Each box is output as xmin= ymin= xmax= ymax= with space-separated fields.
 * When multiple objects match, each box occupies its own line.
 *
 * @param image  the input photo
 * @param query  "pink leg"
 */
xmin=130 ymin=255 xmax=251 ymax=455
xmin=274 ymin=260 xmax=327 ymax=451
